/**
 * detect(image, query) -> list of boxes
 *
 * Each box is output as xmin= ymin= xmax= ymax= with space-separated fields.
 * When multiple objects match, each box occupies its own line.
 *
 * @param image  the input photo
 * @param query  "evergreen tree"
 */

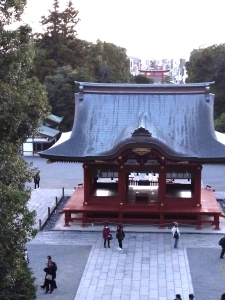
xmin=133 ymin=74 xmax=154 ymax=84
xmin=0 ymin=1 xmax=50 ymax=298
xmin=186 ymin=44 xmax=225 ymax=119
xmin=33 ymin=0 xmax=83 ymax=82
xmin=90 ymin=40 xmax=130 ymax=83
xmin=44 ymin=65 xmax=77 ymax=131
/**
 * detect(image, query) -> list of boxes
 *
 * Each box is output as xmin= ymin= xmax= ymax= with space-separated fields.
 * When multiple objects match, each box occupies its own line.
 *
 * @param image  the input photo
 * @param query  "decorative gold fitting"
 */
xmin=120 ymin=203 xmax=123 ymax=205
xmin=161 ymin=203 xmax=164 ymax=206
xmin=161 ymin=166 xmax=164 ymax=169
xmin=84 ymin=202 xmax=88 ymax=205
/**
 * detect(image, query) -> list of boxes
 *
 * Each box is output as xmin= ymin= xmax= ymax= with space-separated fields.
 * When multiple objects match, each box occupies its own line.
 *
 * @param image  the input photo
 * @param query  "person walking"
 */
xmin=103 ymin=223 xmax=111 ymax=248
xmin=116 ymin=224 xmax=125 ymax=250
xmin=171 ymin=222 xmax=180 ymax=248
xmin=221 ymin=293 xmax=225 ymax=300
xmin=34 ymin=171 xmax=40 ymax=189
xmin=188 ymin=294 xmax=194 ymax=299
xmin=219 ymin=235 xmax=225 ymax=258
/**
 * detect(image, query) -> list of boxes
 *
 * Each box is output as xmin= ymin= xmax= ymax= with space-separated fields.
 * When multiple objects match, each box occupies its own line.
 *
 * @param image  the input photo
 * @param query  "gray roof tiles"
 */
xmin=39 ymin=82 xmax=225 ymax=162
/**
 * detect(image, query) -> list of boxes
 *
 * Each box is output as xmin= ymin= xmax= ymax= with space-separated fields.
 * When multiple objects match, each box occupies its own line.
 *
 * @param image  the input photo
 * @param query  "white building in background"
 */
xmin=21 ymin=114 xmax=63 ymax=156
xmin=170 ymin=58 xmax=188 ymax=83
xmin=129 ymin=56 xmax=142 ymax=75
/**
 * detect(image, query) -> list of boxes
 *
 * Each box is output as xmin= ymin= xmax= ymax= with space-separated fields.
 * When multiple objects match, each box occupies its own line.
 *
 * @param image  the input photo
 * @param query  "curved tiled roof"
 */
xmin=39 ymin=82 xmax=225 ymax=163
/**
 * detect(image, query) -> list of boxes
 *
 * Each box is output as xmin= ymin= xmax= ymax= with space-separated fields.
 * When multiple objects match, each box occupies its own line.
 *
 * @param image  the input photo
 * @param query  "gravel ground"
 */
xmin=42 ymin=196 xmax=70 ymax=231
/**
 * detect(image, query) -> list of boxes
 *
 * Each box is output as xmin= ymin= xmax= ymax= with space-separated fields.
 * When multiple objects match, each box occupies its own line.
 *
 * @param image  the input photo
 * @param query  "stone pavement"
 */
xmin=27 ymin=188 xmax=73 ymax=229
xmin=24 ymin=157 xmax=225 ymax=299
xmin=27 ymin=186 xmax=225 ymax=300
xmin=28 ymin=230 xmax=224 ymax=300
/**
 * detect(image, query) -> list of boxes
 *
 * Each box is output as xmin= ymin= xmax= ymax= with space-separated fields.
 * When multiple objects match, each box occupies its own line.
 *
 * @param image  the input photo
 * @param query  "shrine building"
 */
xmin=138 ymin=69 xmax=170 ymax=83
xmin=39 ymin=82 xmax=225 ymax=229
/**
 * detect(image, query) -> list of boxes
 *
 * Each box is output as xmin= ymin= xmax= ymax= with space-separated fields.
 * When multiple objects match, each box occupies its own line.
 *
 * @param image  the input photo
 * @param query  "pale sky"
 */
xmin=21 ymin=0 xmax=225 ymax=61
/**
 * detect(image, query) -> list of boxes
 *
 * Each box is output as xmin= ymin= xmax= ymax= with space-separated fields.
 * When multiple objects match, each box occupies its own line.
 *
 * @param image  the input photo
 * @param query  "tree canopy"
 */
xmin=44 ymin=65 xmax=77 ymax=131
xmin=186 ymin=44 xmax=225 ymax=120
xmin=0 ymin=1 xmax=50 ymax=298
xmin=133 ymin=74 xmax=154 ymax=84
xmin=32 ymin=1 xmax=131 ymax=131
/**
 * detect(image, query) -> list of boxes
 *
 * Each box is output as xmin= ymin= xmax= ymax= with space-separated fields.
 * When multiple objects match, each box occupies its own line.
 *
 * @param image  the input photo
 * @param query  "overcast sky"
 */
xmin=21 ymin=0 xmax=225 ymax=61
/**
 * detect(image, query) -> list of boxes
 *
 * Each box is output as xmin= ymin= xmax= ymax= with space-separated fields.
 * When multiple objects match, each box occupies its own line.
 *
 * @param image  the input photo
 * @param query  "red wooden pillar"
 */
xmin=158 ymin=166 xmax=166 ymax=229
xmin=118 ymin=166 xmax=126 ymax=224
xmin=214 ymin=214 xmax=220 ymax=230
xmin=159 ymin=213 xmax=164 ymax=229
xmin=194 ymin=165 xmax=202 ymax=206
xmin=119 ymin=213 xmax=123 ymax=225
xmin=158 ymin=166 xmax=166 ymax=206
xmin=82 ymin=212 xmax=87 ymax=227
xmin=196 ymin=214 xmax=202 ymax=229
xmin=64 ymin=212 xmax=71 ymax=227
xmin=118 ymin=166 xmax=126 ymax=204
xmin=83 ymin=164 xmax=90 ymax=204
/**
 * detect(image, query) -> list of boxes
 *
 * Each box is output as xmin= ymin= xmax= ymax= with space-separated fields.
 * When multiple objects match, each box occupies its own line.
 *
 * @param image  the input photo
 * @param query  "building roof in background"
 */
xmin=38 ymin=126 xmax=61 ymax=139
xmin=39 ymin=82 xmax=225 ymax=163
xmin=44 ymin=114 xmax=64 ymax=127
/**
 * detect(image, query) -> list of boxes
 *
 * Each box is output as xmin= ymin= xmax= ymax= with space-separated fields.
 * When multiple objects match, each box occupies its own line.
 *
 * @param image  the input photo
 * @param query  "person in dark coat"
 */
xmin=116 ymin=224 xmax=125 ymax=250
xmin=219 ymin=235 xmax=225 ymax=258
xmin=43 ymin=261 xmax=55 ymax=294
xmin=102 ymin=223 xmax=111 ymax=248
xmin=41 ymin=255 xmax=57 ymax=290
xmin=188 ymin=294 xmax=194 ymax=299
xmin=34 ymin=171 xmax=40 ymax=189
xmin=174 ymin=294 xmax=182 ymax=300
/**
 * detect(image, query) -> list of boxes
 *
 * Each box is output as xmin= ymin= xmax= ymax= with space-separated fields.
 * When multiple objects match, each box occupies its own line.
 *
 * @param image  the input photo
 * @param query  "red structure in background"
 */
xmin=138 ymin=68 xmax=170 ymax=83
xmin=39 ymin=82 xmax=225 ymax=229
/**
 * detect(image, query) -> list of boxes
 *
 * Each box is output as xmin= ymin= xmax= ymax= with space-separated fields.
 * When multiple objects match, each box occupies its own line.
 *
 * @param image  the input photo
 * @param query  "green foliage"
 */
xmin=0 ymin=184 xmax=37 ymax=300
xmin=0 ymin=25 xmax=51 ymax=146
xmin=133 ymin=74 xmax=154 ymax=84
xmin=90 ymin=40 xmax=130 ymax=83
xmin=32 ymin=1 xmax=131 ymax=130
xmin=161 ymin=75 xmax=172 ymax=84
xmin=41 ymin=0 xmax=79 ymax=39
xmin=0 ymin=1 xmax=50 ymax=298
xmin=32 ymin=0 xmax=83 ymax=83
xmin=0 ymin=0 xmax=27 ymax=25
xmin=45 ymin=65 xmax=77 ymax=131
xmin=215 ymin=113 xmax=225 ymax=133
xmin=186 ymin=44 xmax=225 ymax=118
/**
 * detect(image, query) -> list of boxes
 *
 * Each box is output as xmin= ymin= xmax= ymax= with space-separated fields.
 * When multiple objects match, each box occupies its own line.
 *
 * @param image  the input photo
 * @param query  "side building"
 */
xmin=21 ymin=114 xmax=63 ymax=156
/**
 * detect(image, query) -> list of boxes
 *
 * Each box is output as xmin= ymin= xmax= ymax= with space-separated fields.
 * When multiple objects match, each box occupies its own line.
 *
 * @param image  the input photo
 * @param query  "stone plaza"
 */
xmin=26 ymin=157 xmax=225 ymax=300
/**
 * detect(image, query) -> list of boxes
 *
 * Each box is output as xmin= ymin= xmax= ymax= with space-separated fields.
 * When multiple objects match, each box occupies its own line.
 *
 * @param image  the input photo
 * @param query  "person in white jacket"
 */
xmin=171 ymin=222 xmax=180 ymax=248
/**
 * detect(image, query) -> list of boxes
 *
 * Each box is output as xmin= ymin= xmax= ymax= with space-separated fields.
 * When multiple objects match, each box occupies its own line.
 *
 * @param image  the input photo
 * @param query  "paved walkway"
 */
xmin=27 ymin=188 xmax=73 ymax=229
xmin=27 ymin=187 xmax=225 ymax=300
xmin=29 ymin=230 xmax=224 ymax=300
xmin=24 ymin=158 xmax=225 ymax=299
